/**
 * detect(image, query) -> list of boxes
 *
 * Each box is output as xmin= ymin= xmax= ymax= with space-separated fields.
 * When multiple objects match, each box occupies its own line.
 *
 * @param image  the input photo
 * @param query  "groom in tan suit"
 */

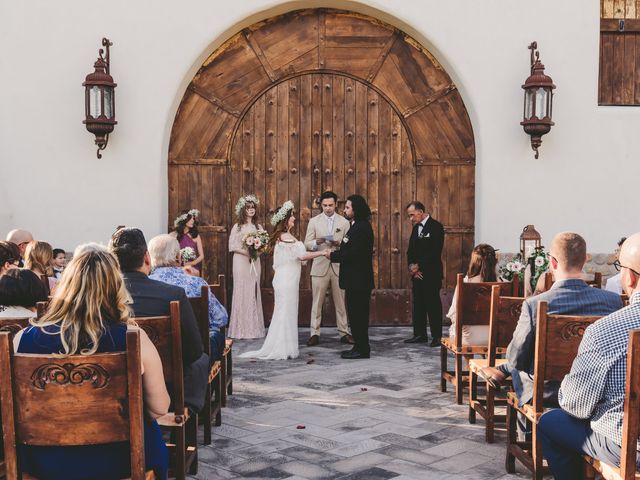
xmin=304 ymin=191 xmax=353 ymax=346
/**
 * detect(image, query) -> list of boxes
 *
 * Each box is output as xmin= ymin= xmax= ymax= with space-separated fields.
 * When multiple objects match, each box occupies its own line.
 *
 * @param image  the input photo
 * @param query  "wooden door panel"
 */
xmin=169 ymin=8 xmax=476 ymax=326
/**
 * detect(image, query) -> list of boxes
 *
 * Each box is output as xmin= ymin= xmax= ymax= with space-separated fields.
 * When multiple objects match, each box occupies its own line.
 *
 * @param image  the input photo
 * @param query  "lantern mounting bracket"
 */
xmin=99 ymin=38 xmax=112 ymax=75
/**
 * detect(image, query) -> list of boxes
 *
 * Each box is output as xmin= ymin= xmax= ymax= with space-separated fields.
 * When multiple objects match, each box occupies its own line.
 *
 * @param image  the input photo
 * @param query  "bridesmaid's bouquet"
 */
xmin=243 ymin=229 xmax=270 ymax=261
xmin=180 ymin=247 xmax=197 ymax=265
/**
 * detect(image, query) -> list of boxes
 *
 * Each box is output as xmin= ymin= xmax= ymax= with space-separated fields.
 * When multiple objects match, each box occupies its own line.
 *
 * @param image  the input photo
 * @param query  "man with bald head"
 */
xmin=5 ymin=229 xmax=33 ymax=266
xmin=538 ymin=235 xmax=640 ymax=478
xmin=488 ymin=232 xmax=622 ymax=407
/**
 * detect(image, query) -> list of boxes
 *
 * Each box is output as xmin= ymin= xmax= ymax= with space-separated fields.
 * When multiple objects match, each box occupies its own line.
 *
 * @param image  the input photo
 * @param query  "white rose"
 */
xmin=506 ymin=262 xmax=514 ymax=272
xmin=513 ymin=261 xmax=523 ymax=271
xmin=535 ymin=256 xmax=545 ymax=267
xmin=245 ymin=238 xmax=254 ymax=246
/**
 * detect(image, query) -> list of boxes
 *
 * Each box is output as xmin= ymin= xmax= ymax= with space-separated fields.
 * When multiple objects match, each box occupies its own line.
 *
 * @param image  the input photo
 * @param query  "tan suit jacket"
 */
xmin=304 ymin=213 xmax=350 ymax=277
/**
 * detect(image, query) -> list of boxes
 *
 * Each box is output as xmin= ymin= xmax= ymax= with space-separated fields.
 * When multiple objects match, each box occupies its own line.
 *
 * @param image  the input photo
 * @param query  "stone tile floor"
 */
xmin=190 ymin=327 xmax=532 ymax=479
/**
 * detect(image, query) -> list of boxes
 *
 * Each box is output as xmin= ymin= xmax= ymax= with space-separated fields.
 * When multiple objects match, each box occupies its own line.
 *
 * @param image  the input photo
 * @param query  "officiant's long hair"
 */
xmin=466 ymin=244 xmax=498 ymax=282
xmin=267 ymin=207 xmax=294 ymax=253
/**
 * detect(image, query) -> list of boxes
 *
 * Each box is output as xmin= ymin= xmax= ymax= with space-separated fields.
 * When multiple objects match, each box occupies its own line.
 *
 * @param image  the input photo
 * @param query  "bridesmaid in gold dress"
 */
xmin=228 ymin=195 xmax=265 ymax=339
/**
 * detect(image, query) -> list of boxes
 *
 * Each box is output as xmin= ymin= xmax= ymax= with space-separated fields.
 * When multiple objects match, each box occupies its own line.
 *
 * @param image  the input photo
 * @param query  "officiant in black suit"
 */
xmin=325 ymin=194 xmax=374 ymax=359
xmin=405 ymin=201 xmax=445 ymax=347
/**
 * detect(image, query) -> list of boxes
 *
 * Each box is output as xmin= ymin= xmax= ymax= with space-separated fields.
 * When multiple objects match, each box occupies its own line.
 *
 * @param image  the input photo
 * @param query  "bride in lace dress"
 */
xmin=240 ymin=201 xmax=325 ymax=360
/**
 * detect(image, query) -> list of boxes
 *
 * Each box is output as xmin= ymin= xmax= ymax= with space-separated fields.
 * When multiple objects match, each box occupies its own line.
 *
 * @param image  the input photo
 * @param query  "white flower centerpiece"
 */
xmin=498 ymin=247 xmax=549 ymax=291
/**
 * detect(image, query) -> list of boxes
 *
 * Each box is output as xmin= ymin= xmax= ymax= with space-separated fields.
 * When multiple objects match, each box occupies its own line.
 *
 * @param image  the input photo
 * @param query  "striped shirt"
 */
xmin=559 ymin=292 xmax=640 ymax=447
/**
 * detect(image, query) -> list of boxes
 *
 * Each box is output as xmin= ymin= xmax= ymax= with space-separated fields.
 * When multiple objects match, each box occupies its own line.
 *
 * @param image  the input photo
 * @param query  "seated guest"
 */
xmin=52 ymin=248 xmax=66 ymax=279
xmin=0 ymin=269 xmax=47 ymax=318
xmin=109 ymin=228 xmax=208 ymax=412
xmin=538 ymin=233 xmax=640 ymax=479
xmin=483 ymin=232 xmax=622 ymax=406
xmin=5 ymin=229 xmax=33 ymax=267
xmin=13 ymin=244 xmax=169 ymax=479
xmin=0 ymin=241 xmax=20 ymax=277
xmin=24 ymin=240 xmax=57 ymax=294
xmin=605 ymin=236 xmax=627 ymax=295
xmin=447 ymin=243 xmax=498 ymax=345
xmin=148 ymin=234 xmax=228 ymax=361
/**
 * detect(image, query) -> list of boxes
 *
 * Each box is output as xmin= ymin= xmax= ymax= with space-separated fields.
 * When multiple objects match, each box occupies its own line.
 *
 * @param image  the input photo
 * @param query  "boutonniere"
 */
xmin=418 ymin=232 xmax=430 ymax=239
xmin=335 ymin=228 xmax=341 ymax=233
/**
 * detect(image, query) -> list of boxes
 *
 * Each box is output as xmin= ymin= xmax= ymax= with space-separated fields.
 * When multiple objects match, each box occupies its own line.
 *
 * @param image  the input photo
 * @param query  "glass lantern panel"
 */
xmin=103 ymin=88 xmax=113 ymax=119
xmin=89 ymin=86 xmax=102 ymax=118
xmin=524 ymin=240 xmax=538 ymax=259
xmin=535 ymin=87 xmax=548 ymax=118
xmin=524 ymin=89 xmax=534 ymax=119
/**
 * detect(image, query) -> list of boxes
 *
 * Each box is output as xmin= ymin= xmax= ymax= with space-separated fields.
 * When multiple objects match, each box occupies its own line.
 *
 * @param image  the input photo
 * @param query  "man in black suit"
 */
xmin=326 ymin=195 xmax=375 ymax=359
xmin=109 ymin=228 xmax=208 ymax=412
xmin=405 ymin=201 xmax=445 ymax=347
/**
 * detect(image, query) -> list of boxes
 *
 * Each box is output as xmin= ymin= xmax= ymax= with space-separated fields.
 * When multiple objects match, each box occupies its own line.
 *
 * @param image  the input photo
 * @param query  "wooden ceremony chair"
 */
xmin=0 ymin=329 xmax=155 ymax=480
xmin=622 ymin=293 xmax=630 ymax=307
xmin=209 ymin=275 xmax=233 ymax=406
xmin=136 ymin=302 xmax=197 ymax=480
xmin=188 ymin=285 xmax=223 ymax=446
xmin=468 ymin=286 xmax=523 ymax=442
xmin=583 ymin=329 xmax=640 ymax=480
xmin=440 ymin=274 xmax=518 ymax=404
xmin=0 ymin=317 xmax=33 ymax=477
xmin=505 ymin=302 xmax=602 ymax=480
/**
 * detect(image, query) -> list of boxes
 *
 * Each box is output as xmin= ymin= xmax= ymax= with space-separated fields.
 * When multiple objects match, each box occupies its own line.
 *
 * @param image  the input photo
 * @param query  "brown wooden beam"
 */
xmin=188 ymin=85 xmax=241 ymax=117
xmin=366 ymin=31 xmax=400 ymax=82
xmin=402 ymin=83 xmax=457 ymax=118
xmin=601 ymin=18 xmax=640 ymax=31
xmin=168 ymin=158 xmax=228 ymax=165
xmin=243 ymin=29 xmax=278 ymax=82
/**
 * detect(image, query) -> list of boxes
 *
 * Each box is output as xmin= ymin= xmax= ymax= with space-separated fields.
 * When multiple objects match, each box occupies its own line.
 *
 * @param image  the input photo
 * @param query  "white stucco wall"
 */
xmin=0 ymin=0 xmax=636 ymax=253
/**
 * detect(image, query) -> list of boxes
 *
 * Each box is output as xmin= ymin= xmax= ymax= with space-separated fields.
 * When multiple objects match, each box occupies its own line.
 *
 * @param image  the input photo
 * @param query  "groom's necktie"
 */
xmin=327 ymin=216 xmax=334 ymax=235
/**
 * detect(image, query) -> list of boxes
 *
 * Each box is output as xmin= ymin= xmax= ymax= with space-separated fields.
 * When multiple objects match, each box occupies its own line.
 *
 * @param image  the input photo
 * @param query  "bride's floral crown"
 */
xmin=270 ymin=200 xmax=294 ymax=226
xmin=173 ymin=209 xmax=200 ymax=228
xmin=235 ymin=194 xmax=260 ymax=216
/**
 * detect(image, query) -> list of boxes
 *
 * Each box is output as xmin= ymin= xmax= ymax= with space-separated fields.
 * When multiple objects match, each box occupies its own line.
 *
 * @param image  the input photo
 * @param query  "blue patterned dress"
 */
xmin=17 ymin=322 xmax=169 ymax=480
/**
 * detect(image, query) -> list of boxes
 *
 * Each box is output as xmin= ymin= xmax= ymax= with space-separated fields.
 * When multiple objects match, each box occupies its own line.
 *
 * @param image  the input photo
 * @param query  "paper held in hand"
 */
xmin=322 ymin=235 xmax=335 ymax=242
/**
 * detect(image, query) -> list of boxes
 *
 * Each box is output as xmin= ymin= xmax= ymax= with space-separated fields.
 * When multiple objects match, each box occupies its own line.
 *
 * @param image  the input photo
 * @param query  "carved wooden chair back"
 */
xmin=454 ymin=273 xmax=519 ymax=348
xmin=586 ymin=272 xmax=603 ymax=289
xmin=487 ymin=286 xmax=523 ymax=365
xmin=0 ymin=317 xmax=31 ymax=336
xmin=532 ymin=302 xmax=602 ymax=413
xmin=209 ymin=274 xmax=227 ymax=310
xmin=134 ymin=302 xmax=183 ymax=412
xmin=621 ymin=294 xmax=630 ymax=307
xmin=0 ymin=329 xmax=147 ymax=480
xmin=617 ymin=328 xmax=640 ymax=479
xmin=188 ymin=287 xmax=210 ymax=358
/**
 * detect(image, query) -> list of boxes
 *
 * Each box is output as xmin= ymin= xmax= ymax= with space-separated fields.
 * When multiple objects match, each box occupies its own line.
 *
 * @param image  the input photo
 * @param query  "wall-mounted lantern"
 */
xmin=83 ymin=38 xmax=117 ymax=159
xmin=521 ymin=41 xmax=555 ymax=159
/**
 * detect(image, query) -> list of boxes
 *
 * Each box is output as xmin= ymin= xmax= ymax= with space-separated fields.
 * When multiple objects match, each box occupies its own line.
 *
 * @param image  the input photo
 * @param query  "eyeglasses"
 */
xmin=613 ymin=260 xmax=640 ymax=276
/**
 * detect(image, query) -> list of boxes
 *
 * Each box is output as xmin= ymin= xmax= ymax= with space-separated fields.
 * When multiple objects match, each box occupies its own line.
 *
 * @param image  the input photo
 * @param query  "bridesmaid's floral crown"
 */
xmin=270 ymin=201 xmax=294 ymax=226
xmin=173 ymin=209 xmax=200 ymax=228
xmin=235 ymin=194 xmax=260 ymax=216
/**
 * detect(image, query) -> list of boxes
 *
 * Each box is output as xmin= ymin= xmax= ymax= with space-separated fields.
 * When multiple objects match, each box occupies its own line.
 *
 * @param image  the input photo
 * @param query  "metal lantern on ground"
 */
xmin=520 ymin=225 xmax=542 ymax=259
xmin=521 ymin=41 xmax=555 ymax=159
xmin=83 ymin=38 xmax=117 ymax=159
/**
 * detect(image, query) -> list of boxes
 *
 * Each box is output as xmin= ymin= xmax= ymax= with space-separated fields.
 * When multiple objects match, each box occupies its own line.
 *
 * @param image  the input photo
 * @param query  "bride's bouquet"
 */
xmin=244 ymin=229 xmax=270 ymax=274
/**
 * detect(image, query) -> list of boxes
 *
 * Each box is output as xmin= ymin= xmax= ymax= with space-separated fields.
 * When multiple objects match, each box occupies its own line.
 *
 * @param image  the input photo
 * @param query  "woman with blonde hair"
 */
xmin=228 ymin=194 xmax=266 ymax=339
xmin=13 ymin=243 xmax=170 ymax=479
xmin=23 ymin=240 xmax=56 ymax=294
xmin=446 ymin=243 xmax=499 ymax=346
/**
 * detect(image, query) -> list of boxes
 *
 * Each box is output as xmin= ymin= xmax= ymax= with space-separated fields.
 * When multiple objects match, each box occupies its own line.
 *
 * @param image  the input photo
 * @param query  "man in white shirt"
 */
xmin=304 ymin=191 xmax=353 ymax=346
xmin=604 ymin=237 xmax=626 ymax=295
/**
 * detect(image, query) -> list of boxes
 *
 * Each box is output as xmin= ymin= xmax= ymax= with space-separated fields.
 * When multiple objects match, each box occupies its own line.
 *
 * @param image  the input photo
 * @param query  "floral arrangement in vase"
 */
xmin=498 ymin=247 xmax=549 ymax=290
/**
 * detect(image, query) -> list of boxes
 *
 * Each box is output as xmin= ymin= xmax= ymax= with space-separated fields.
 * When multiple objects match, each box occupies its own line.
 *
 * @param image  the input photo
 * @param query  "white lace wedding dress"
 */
xmin=239 ymin=240 xmax=306 ymax=360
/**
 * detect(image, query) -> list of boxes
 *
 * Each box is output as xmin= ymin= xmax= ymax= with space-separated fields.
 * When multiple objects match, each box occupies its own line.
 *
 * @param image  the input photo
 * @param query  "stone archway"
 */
xmin=168 ymin=8 xmax=475 ymax=325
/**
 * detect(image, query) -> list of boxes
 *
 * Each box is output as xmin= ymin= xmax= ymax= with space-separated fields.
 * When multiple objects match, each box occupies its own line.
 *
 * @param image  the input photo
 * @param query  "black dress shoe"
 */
xmin=429 ymin=338 xmax=442 ymax=347
xmin=404 ymin=335 xmax=429 ymax=344
xmin=341 ymin=350 xmax=370 ymax=359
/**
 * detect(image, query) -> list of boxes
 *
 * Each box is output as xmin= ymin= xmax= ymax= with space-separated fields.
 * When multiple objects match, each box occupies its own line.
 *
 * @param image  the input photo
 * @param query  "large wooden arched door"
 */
xmin=169 ymin=9 xmax=475 ymax=326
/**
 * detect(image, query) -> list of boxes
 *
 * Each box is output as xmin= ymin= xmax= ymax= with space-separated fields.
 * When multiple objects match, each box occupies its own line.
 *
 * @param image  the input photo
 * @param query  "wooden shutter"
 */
xmin=599 ymin=0 xmax=640 ymax=105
